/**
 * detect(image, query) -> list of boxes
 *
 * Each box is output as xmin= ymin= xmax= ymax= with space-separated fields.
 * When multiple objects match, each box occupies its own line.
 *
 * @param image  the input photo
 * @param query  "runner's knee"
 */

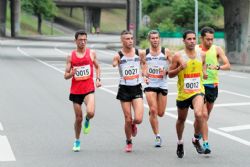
xmin=133 ymin=118 xmax=142 ymax=124
xmin=76 ymin=115 xmax=83 ymax=124
xmin=149 ymin=107 xmax=158 ymax=117
xmin=158 ymin=110 xmax=165 ymax=117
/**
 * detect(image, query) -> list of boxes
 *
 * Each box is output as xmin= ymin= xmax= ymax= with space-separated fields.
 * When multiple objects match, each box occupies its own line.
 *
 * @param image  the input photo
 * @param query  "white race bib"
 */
xmin=74 ymin=65 xmax=91 ymax=81
xmin=122 ymin=65 xmax=139 ymax=80
xmin=148 ymin=65 xmax=164 ymax=79
xmin=184 ymin=75 xmax=201 ymax=93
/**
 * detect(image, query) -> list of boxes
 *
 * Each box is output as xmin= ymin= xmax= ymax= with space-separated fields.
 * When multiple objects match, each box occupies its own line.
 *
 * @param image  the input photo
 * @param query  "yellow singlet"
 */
xmin=177 ymin=50 xmax=205 ymax=101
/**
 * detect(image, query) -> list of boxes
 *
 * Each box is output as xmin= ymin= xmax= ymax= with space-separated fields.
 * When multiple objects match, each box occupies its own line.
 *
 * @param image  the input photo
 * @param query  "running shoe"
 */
xmin=125 ymin=140 xmax=132 ymax=152
xmin=131 ymin=123 xmax=137 ymax=137
xmin=155 ymin=136 xmax=162 ymax=147
xmin=83 ymin=117 xmax=90 ymax=134
xmin=203 ymin=142 xmax=211 ymax=154
xmin=176 ymin=143 xmax=184 ymax=158
xmin=72 ymin=140 xmax=81 ymax=152
xmin=192 ymin=138 xmax=204 ymax=154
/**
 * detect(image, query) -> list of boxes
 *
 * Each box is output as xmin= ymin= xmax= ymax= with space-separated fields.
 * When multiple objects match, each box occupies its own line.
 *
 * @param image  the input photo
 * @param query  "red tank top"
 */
xmin=70 ymin=49 xmax=95 ymax=94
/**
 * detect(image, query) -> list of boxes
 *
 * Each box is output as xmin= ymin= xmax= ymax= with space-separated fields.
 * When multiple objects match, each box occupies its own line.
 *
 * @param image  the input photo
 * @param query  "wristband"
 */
xmin=96 ymin=77 xmax=101 ymax=81
xmin=217 ymin=65 xmax=220 ymax=70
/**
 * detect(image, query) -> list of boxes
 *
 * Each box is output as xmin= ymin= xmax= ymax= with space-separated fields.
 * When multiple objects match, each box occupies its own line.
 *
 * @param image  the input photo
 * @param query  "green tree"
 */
xmin=21 ymin=0 xmax=57 ymax=34
xmin=142 ymin=0 xmax=224 ymax=31
xmin=142 ymin=0 xmax=173 ymax=13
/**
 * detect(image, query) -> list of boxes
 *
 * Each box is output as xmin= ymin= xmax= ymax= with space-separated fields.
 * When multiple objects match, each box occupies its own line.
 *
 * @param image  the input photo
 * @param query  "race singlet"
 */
xmin=184 ymin=73 xmax=201 ymax=93
xmin=122 ymin=65 xmax=140 ymax=80
xmin=74 ymin=64 xmax=91 ymax=81
xmin=148 ymin=65 xmax=164 ymax=79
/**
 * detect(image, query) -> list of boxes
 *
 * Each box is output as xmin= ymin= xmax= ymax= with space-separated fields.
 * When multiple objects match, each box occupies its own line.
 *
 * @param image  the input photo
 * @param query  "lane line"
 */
xmin=17 ymin=47 xmax=64 ymax=74
xmin=219 ymin=124 xmax=250 ymax=132
xmin=0 ymin=122 xmax=3 ymax=131
xmin=221 ymin=89 xmax=250 ymax=99
xmin=19 ymin=47 xmax=250 ymax=147
xmin=54 ymin=47 xmax=68 ymax=55
xmin=228 ymin=75 xmax=248 ymax=79
xmin=0 ymin=121 xmax=16 ymax=161
xmin=214 ymin=102 xmax=250 ymax=107
xmin=0 ymin=135 xmax=16 ymax=161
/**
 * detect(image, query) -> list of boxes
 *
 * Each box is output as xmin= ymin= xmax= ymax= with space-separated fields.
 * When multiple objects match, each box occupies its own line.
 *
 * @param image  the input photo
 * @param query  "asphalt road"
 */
xmin=0 ymin=37 xmax=250 ymax=167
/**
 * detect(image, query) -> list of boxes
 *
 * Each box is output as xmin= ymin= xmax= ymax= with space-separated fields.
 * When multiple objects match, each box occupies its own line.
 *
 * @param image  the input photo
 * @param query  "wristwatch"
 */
xmin=216 ymin=65 xmax=220 ymax=70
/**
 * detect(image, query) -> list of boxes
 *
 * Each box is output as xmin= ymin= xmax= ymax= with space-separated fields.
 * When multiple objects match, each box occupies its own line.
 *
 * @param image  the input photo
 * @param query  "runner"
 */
xmin=194 ymin=26 xmax=231 ymax=154
xmin=143 ymin=30 xmax=172 ymax=147
xmin=168 ymin=30 xmax=207 ymax=158
xmin=112 ymin=30 xmax=145 ymax=152
xmin=64 ymin=30 xmax=102 ymax=152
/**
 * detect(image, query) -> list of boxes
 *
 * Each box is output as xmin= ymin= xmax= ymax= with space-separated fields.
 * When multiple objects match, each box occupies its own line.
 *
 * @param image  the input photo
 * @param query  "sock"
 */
xmin=194 ymin=134 xmax=202 ymax=140
xmin=203 ymin=140 xmax=208 ymax=144
xmin=177 ymin=140 xmax=183 ymax=144
xmin=126 ymin=139 xmax=132 ymax=144
xmin=85 ymin=115 xmax=90 ymax=121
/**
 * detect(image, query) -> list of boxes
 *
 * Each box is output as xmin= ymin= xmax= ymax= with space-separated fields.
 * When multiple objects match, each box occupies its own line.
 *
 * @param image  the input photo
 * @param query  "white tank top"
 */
xmin=118 ymin=49 xmax=142 ymax=86
xmin=145 ymin=47 xmax=169 ymax=89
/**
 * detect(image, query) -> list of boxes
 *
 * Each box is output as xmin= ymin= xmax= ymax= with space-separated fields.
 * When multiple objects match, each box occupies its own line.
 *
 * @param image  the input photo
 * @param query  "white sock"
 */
xmin=177 ymin=140 xmax=183 ymax=144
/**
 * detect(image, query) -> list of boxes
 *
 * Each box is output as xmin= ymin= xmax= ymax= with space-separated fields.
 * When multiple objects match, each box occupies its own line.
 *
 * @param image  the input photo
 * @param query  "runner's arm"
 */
xmin=112 ymin=54 xmax=120 ymax=67
xmin=165 ymin=48 xmax=172 ymax=75
xmin=91 ymin=50 xmax=102 ymax=87
xmin=139 ymin=50 xmax=148 ymax=77
xmin=168 ymin=53 xmax=184 ymax=78
xmin=201 ymin=51 xmax=208 ymax=79
xmin=64 ymin=55 xmax=74 ymax=80
xmin=217 ymin=46 xmax=231 ymax=70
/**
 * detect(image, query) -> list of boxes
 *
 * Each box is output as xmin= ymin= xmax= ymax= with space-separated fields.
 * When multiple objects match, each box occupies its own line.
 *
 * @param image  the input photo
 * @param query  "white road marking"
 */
xmin=0 ymin=135 xmax=16 ymax=161
xmin=54 ymin=47 xmax=68 ymax=55
xmin=98 ymin=89 xmax=250 ymax=146
xmin=19 ymin=47 xmax=250 ymax=147
xmin=17 ymin=47 xmax=64 ymax=74
xmin=50 ymin=64 xmax=65 ymax=66
xmin=228 ymin=75 xmax=248 ymax=79
xmin=0 ymin=122 xmax=16 ymax=161
xmin=46 ymin=60 xmax=65 ymax=63
xmin=219 ymin=124 xmax=250 ymax=132
xmin=0 ymin=122 xmax=3 ymax=131
xmin=221 ymin=89 xmax=250 ymax=99
xmin=214 ymin=102 xmax=250 ymax=107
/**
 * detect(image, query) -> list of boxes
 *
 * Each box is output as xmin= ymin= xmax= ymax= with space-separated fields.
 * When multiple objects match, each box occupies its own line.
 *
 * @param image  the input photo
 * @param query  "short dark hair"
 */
xmin=147 ymin=29 xmax=160 ymax=39
xmin=120 ymin=30 xmax=132 ymax=36
xmin=200 ymin=27 xmax=215 ymax=37
xmin=75 ymin=30 xmax=87 ymax=40
xmin=183 ymin=30 xmax=196 ymax=39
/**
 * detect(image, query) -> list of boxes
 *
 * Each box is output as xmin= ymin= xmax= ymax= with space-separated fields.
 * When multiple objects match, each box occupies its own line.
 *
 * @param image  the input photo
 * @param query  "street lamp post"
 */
xmin=194 ymin=0 xmax=198 ymax=36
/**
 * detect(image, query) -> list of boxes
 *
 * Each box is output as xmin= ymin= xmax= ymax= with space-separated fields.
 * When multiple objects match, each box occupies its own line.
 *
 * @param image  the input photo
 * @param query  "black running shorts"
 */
xmin=204 ymin=86 xmax=218 ymax=103
xmin=116 ymin=84 xmax=143 ymax=102
xmin=176 ymin=93 xmax=205 ymax=109
xmin=144 ymin=87 xmax=168 ymax=96
xmin=69 ymin=91 xmax=95 ymax=105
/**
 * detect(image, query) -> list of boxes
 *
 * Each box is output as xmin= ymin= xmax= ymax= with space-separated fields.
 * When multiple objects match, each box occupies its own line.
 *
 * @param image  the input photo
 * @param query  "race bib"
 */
xmin=184 ymin=73 xmax=201 ymax=93
xmin=148 ymin=65 xmax=164 ymax=79
xmin=122 ymin=65 xmax=139 ymax=80
xmin=74 ymin=65 xmax=91 ymax=81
